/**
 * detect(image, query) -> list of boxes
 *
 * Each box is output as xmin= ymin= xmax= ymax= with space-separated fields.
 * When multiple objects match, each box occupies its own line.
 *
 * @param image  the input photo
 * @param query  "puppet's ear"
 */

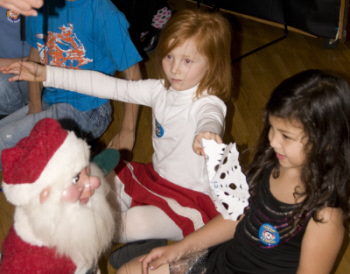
xmin=40 ymin=186 xmax=51 ymax=204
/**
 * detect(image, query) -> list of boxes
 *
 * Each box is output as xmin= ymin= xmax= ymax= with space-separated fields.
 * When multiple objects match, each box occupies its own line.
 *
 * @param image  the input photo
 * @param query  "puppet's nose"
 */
xmin=62 ymin=176 xmax=100 ymax=204
xmin=79 ymin=176 xmax=101 ymax=204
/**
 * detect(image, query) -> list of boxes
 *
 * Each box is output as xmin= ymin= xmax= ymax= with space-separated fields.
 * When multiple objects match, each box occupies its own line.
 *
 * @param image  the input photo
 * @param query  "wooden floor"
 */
xmin=1 ymin=4 xmax=350 ymax=273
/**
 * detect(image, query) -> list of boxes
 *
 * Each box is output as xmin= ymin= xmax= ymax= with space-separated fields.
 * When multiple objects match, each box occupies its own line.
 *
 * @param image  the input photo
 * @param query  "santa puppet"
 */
xmin=0 ymin=118 xmax=117 ymax=274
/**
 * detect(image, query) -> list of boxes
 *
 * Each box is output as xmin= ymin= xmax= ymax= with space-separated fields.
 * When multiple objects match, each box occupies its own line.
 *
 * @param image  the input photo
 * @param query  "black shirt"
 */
xmin=205 ymin=170 xmax=312 ymax=274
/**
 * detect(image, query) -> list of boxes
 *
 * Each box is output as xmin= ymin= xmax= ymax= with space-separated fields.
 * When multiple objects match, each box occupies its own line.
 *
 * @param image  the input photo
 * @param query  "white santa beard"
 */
xmin=14 ymin=164 xmax=116 ymax=271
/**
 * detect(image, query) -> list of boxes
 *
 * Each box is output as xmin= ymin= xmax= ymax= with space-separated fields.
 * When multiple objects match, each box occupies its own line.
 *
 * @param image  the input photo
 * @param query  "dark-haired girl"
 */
xmin=132 ymin=70 xmax=350 ymax=274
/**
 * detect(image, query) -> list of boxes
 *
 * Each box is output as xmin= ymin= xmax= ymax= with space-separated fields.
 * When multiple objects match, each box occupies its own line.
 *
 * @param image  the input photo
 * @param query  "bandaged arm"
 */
xmin=43 ymin=65 xmax=153 ymax=106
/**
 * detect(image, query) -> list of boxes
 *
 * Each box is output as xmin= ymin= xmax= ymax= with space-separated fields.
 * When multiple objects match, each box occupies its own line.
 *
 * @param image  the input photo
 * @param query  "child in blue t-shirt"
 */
xmin=0 ymin=0 xmax=142 ymax=171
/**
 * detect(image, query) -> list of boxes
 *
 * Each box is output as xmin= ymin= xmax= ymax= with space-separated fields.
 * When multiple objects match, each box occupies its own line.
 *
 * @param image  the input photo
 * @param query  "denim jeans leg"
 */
xmin=0 ymin=72 xmax=29 ymax=116
xmin=72 ymin=101 xmax=112 ymax=140
xmin=0 ymin=101 xmax=112 ymax=170
xmin=45 ymin=101 xmax=112 ymax=141
xmin=0 ymin=105 xmax=41 ymax=170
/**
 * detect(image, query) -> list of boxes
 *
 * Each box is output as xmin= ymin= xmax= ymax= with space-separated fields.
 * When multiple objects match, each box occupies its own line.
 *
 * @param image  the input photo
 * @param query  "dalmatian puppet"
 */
xmin=0 ymin=118 xmax=117 ymax=274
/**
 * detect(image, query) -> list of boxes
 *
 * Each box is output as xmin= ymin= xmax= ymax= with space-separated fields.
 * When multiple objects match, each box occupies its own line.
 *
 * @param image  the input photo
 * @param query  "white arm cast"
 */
xmin=44 ymin=65 xmax=137 ymax=104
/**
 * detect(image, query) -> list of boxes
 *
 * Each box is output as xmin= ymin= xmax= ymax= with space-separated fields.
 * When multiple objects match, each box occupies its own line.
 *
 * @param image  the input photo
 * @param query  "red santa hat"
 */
xmin=1 ymin=118 xmax=90 ymax=206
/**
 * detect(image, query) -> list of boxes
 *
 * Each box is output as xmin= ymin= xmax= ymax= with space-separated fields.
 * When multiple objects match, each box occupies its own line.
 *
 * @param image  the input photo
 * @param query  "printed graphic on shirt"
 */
xmin=155 ymin=119 xmax=164 ymax=137
xmin=36 ymin=23 xmax=92 ymax=68
xmin=6 ymin=10 xmax=20 ymax=23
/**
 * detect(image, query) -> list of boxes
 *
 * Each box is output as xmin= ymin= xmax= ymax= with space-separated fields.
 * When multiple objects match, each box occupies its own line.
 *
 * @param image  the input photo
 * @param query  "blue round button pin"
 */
xmin=155 ymin=119 xmax=164 ymax=138
xmin=259 ymin=223 xmax=280 ymax=246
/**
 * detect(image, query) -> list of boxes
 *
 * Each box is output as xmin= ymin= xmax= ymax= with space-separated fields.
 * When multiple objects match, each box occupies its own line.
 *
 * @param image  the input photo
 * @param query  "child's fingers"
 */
xmin=8 ymin=75 xmax=21 ymax=82
xmin=193 ymin=132 xmax=222 ymax=156
xmin=2 ymin=0 xmax=43 ymax=16
xmin=142 ymin=259 xmax=153 ymax=274
xmin=214 ymin=134 xmax=223 ymax=144
xmin=197 ymin=132 xmax=221 ymax=142
xmin=7 ymin=61 xmax=23 ymax=70
xmin=194 ymin=146 xmax=205 ymax=156
xmin=0 ymin=66 xmax=11 ymax=73
xmin=6 ymin=67 xmax=21 ymax=76
xmin=141 ymin=253 xmax=158 ymax=273
xmin=192 ymin=138 xmax=204 ymax=156
xmin=27 ymin=0 xmax=44 ymax=9
xmin=143 ymin=258 xmax=165 ymax=274
xmin=140 ymin=249 xmax=167 ymax=274
xmin=3 ymin=61 xmax=44 ymax=82
xmin=0 ymin=62 xmax=22 ymax=74
xmin=21 ymin=60 xmax=36 ymax=70
xmin=138 ymin=255 xmax=145 ymax=262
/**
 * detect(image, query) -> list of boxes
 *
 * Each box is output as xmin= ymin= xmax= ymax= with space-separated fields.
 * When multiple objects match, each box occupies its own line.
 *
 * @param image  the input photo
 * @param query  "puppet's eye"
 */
xmin=72 ymin=173 xmax=80 ymax=184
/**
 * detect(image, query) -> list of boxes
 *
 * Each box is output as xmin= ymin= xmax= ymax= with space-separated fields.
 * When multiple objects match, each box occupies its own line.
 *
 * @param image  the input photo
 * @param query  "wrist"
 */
xmin=177 ymin=239 xmax=199 ymax=257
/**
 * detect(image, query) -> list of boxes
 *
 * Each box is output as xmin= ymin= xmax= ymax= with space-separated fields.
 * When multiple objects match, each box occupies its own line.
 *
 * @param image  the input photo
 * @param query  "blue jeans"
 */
xmin=0 ymin=101 xmax=112 ymax=170
xmin=0 ymin=72 xmax=29 ymax=116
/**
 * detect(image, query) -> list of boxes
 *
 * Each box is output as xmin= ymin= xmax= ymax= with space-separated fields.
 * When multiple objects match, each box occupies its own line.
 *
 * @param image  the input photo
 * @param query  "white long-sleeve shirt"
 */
xmin=44 ymin=66 xmax=227 ymax=194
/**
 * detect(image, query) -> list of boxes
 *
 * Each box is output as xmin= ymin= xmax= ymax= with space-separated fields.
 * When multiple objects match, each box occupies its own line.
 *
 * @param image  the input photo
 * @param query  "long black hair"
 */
xmin=246 ymin=69 xmax=350 ymax=232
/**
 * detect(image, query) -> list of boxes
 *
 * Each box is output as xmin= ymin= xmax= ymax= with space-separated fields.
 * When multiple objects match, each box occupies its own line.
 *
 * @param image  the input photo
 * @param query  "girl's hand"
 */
xmin=139 ymin=244 xmax=184 ymax=274
xmin=193 ymin=131 xmax=222 ymax=156
xmin=0 ymin=61 xmax=47 ymax=82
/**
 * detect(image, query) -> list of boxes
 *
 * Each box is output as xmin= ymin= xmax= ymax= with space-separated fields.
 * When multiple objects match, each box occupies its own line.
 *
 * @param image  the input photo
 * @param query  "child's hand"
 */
xmin=139 ymin=244 xmax=184 ymax=274
xmin=0 ymin=61 xmax=47 ymax=82
xmin=193 ymin=132 xmax=222 ymax=156
xmin=0 ymin=0 xmax=43 ymax=16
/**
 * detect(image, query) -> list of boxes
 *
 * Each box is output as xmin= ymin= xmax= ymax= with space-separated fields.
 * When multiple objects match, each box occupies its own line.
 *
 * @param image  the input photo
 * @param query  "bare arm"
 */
xmin=140 ymin=214 xmax=237 ymax=273
xmin=1 ymin=60 xmax=142 ymax=143
xmin=108 ymin=63 xmax=142 ymax=153
xmin=297 ymin=207 xmax=344 ymax=274
xmin=0 ymin=0 xmax=43 ymax=16
xmin=27 ymin=47 xmax=43 ymax=114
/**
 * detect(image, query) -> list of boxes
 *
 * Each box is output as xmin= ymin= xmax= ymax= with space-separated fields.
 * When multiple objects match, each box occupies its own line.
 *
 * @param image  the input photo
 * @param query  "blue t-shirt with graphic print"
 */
xmin=26 ymin=0 xmax=142 ymax=111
